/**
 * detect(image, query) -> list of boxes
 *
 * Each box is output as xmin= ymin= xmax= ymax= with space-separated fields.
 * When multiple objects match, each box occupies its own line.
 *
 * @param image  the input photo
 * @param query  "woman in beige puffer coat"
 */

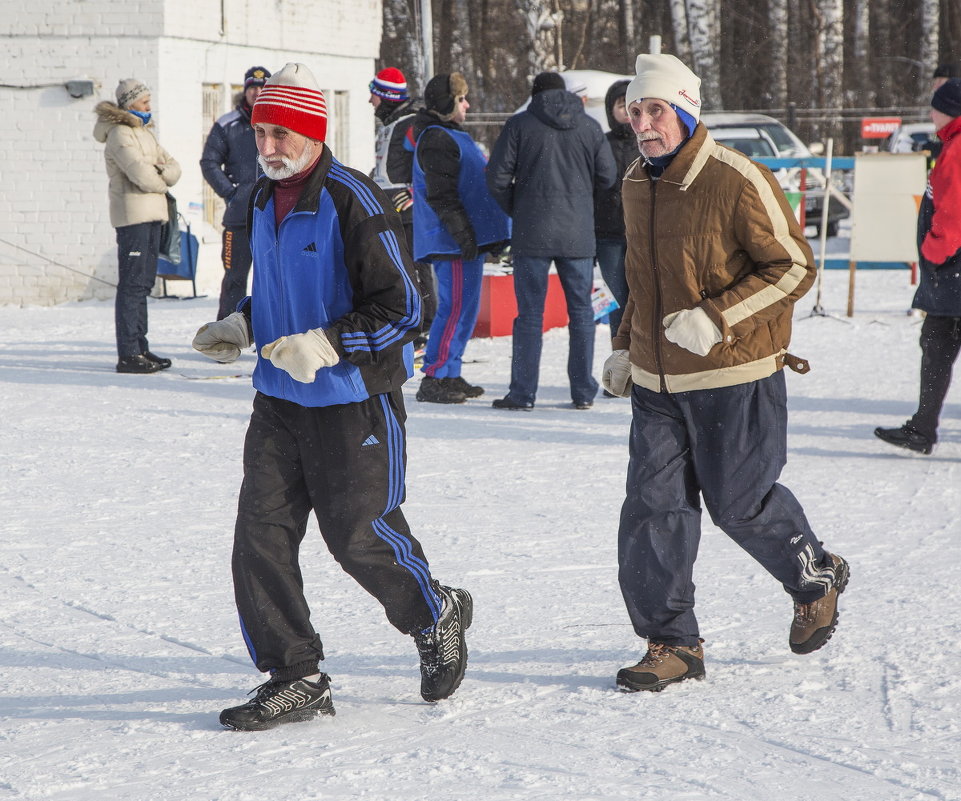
xmin=94 ymin=79 xmax=181 ymax=373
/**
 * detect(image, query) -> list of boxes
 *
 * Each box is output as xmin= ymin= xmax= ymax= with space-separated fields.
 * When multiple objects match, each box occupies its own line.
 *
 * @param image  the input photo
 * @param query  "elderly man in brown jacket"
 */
xmin=602 ymin=54 xmax=848 ymax=693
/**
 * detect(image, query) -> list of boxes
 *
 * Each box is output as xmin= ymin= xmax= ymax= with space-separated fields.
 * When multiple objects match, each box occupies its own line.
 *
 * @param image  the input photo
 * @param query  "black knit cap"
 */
xmin=933 ymin=62 xmax=961 ymax=79
xmin=531 ymin=72 xmax=566 ymax=96
xmin=932 ymin=78 xmax=961 ymax=118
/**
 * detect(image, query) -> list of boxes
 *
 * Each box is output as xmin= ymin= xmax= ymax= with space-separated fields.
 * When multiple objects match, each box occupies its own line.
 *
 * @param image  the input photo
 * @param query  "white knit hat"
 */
xmin=625 ymin=54 xmax=702 ymax=125
xmin=252 ymin=62 xmax=328 ymax=142
xmin=116 ymin=79 xmax=150 ymax=109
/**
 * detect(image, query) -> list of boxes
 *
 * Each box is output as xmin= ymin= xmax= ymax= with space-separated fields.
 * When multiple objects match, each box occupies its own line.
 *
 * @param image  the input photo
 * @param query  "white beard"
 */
xmin=258 ymin=141 xmax=317 ymax=180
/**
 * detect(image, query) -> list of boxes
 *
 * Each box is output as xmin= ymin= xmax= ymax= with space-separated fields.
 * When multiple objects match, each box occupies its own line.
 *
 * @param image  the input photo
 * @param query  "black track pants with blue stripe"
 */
xmin=232 ymin=390 xmax=442 ymax=682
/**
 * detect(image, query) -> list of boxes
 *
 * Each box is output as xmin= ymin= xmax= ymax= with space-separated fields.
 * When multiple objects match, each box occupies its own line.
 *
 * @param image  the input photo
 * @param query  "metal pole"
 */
xmin=814 ymin=137 xmax=834 ymax=315
xmin=420 ymin=0 xmax=434 ymax=80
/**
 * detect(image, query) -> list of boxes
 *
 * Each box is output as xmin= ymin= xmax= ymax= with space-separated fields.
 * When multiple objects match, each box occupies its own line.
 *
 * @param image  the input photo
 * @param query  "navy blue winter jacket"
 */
xmin=200 ymin=100 xmax=261 ymax=228
xmin=246 ymin=147 xmax=421 ymax=408
xmin=486 ymin=88 xmax=617 ymax=258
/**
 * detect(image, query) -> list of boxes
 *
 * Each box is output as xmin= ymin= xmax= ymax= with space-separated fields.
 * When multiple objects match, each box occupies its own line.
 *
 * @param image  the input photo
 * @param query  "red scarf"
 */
xmin=273 ymin=153 xmax=322 ymax=226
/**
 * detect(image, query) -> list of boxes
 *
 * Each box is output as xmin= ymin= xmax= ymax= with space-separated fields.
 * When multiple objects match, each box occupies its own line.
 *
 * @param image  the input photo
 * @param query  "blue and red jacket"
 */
xmin=245 ymin=147 xmax=421 ymax=407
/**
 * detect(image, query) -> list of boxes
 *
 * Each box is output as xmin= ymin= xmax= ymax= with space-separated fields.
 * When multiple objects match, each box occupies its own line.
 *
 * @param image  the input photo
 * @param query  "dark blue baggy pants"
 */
xmin=618 ymin=371 xmax=830 ymax=647
xmin=114 ymin=221 xmax=161 ymax=358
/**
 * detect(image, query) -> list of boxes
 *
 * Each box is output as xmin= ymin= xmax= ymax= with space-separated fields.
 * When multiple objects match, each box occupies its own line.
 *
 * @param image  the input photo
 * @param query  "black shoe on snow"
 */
xmin=116 ymin=354 xmax=164 ymax=374
xmin=220 ymin=675 xmax=335 ymax=731
xmin=492 ymin=395 xmax=534 ymax=411
xmin=143 ymin=350 xmax=172 ymax=369
xmin=414 ymin=585 xmax=473 ymax=702
xmin=445 ymin=376 xmax=484 ymax=398
xmin=874 ymin=425 xmax=933 ymax=455
xmin=416 ymin=376 xmax=467 ymax=404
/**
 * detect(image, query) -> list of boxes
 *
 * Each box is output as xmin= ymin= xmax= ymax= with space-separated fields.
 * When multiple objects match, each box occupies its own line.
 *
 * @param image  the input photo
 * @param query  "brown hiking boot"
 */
xmin=616 ymin=640 xmax=705 ymax=692
xmin=790 ymin=552 xmax=850 ymax=654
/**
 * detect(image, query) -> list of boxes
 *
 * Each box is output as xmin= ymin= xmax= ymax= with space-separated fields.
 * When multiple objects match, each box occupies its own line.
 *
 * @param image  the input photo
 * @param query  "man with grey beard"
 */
xmin=604 ymin=54 xmax=848 ymax=693
xmin=191 ymin=63 xmax=473 ymax=730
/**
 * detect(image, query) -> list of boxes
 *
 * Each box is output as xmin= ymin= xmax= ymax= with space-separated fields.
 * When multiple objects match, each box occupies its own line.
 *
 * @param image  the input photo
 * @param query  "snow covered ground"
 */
xmin=1 ymin=266 xmax=958 ymax=800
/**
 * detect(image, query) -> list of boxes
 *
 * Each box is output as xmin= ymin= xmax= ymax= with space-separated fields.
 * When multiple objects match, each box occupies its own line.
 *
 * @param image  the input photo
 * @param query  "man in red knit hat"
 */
xmin=192 ymin=63 xmax=473 ymax=731
xmin=369 ymin=66 xmax=436 ymax=347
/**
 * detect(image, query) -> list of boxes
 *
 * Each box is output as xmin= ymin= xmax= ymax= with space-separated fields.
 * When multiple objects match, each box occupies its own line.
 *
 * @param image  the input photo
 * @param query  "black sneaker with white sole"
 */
xmin=413 ymin=585 xmax=473 ymax=702
xmin=220 ymin=674 xmax=335 ymax=731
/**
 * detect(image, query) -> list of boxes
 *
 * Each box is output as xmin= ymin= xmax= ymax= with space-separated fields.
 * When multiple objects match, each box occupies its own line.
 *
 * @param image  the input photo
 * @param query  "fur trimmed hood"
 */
xmin=93 ymin=100 xmax=151 ymax=142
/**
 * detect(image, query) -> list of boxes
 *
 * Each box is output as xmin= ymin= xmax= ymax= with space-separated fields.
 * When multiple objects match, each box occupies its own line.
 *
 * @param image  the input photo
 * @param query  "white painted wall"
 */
xmin=0 ymin=0 xmax=382 ymax=306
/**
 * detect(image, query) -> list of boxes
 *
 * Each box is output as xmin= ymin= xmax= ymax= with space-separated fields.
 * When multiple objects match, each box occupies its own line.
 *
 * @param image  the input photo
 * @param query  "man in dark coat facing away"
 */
xmin=486 ymin=71 xmax=617 ymax=410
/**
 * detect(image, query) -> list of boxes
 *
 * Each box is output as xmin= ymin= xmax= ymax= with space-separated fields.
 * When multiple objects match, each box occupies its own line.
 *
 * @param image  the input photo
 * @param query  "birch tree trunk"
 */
xmin=818 ymin=0 xmax=844 ymax=142
xmin=920 ymin=0 xmax=940 ymax=96
xmin=450 ymin=0 xmax=476 ymax=85
xmin=381 ymin=0 xmax=425 ymax=95
xmin=685 ymin=0 xmax=720 ymax=108
xmin=768 ymin=0 xmax=788 ymax=110
xmin=516 ymin=0 xmax=562 ymax=78
xmin=668 ymin=0 xmax=691 ymax=65
xmin=619 ymin=0 xmax=636 ymax=74
xmin=849 ymin=0 xmax=873 ymax=108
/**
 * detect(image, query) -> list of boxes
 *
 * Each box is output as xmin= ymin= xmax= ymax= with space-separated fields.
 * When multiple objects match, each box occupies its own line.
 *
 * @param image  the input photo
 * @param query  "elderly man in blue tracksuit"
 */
xmin=200 ymin=66 xmax=270 ymax=320
xmin=192 ymin=63 xmax=472 ymax=732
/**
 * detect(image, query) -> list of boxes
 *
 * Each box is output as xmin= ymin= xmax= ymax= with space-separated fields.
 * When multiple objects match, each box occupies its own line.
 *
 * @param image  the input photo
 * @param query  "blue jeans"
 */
xmin=115 ymin=221 xmax=161 ymax=358
xmin=595 ymin=237 xmax=628 ymax=339
xmin=508 ymin=256 xmax=599 ymax=405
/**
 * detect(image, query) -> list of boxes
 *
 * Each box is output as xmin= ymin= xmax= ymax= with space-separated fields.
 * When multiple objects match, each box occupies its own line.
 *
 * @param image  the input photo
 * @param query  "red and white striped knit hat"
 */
xmin=369 ymin=67 xmax=409 ymax=102
xmin=251 ymin=62 xmax=328 ymax=142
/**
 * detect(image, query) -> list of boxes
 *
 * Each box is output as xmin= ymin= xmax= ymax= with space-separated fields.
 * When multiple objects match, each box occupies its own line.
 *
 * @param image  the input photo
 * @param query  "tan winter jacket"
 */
xmin=93 ymin=101 xmax=181 ymax=228
xmin=612 ymin=124 xmax=815 ymax=393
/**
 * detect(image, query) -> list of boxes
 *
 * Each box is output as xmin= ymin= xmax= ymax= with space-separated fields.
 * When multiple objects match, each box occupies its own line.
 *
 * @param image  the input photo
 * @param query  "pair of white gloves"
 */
xmin=191 ymin=312 xmax=339 ymax=383
xmin=602 ymin=307 xmax=722 ymax=397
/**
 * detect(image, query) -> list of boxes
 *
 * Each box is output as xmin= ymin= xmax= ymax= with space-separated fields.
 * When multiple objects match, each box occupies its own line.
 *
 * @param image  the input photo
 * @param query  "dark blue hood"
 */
xmin=529 ymin=89 xmax=584 ymax=130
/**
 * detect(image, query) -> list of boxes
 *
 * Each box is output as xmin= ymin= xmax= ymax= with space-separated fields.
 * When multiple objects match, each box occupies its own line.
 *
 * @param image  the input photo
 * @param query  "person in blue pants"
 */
xmin=486 ymin=71 xmax=616 ymax=410
xmin=410 ymin=72 xmax=511 ymax=404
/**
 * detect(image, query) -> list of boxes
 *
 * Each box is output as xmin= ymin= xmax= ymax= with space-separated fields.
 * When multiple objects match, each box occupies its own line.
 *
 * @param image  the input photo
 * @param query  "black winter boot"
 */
xmin=116 ymin=354 xmax=163 ymax=374
xmin=416 ymin=376 xmax=467 ymax=404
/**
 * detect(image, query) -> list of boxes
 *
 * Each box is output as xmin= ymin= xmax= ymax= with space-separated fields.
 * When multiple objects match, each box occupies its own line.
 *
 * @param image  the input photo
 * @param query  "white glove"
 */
xmin=602 ymin=349 xmax=633 ymax=397
xmin=191 ymin=311 xmax=251 ymax=363
xmin=663 ymin=307 xmax=722 ymax=357
xmin=261 ymin=328 xmax=339 ymax=383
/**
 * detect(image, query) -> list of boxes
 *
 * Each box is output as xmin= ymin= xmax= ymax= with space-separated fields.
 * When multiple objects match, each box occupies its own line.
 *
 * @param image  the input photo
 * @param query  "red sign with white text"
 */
xmin=861 ymin=117 xmax=902 ymax=138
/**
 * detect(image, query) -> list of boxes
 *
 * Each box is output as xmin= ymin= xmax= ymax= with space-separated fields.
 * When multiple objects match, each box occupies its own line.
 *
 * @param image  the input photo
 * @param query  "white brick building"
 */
xmin=0 ymin=0 xmax=382 ymax=306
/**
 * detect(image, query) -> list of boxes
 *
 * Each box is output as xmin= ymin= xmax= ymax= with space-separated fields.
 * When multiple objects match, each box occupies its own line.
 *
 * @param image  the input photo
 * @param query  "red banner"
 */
xmin=861 ymin=117 xmax=902 ymax=138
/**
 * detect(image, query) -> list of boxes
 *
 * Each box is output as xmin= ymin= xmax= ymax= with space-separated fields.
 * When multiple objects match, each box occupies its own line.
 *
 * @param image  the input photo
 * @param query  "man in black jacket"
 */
xmin=487 ymin=71 xmax=617 ymax=410
xmin=593 ymin=79 xmax=635 ymax=346
xmin=409 ymin=73 xmax=511 ymax=404
xmin=200 ymin=66 xmax=270 ymax=320
xmin=369 ymin=67 xmax=435 ymax=345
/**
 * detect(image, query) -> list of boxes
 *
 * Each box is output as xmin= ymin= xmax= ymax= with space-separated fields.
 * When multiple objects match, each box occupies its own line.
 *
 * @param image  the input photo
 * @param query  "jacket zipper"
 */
xmin=649 ymin=180 xmax=666 ymax=392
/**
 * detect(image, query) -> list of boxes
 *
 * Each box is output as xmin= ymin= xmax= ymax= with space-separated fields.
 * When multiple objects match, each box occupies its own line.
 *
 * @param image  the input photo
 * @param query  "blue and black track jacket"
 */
xmin=245 ymin=147 xmax=422 ymax=408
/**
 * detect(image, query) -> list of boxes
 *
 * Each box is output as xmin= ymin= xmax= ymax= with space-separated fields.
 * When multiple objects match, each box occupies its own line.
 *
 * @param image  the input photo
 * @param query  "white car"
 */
xmin=703 ymin=112 xmax=849 ymax=238
xmin=884 ymin=122 xmax=936 ymax=153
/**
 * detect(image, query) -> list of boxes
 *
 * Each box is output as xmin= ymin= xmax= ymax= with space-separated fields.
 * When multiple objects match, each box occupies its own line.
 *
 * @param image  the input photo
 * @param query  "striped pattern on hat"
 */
xmin=370 ymin=67 xmax=409 ymax=102
xmin=251 ymin=63 xmax=328 ymax=142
